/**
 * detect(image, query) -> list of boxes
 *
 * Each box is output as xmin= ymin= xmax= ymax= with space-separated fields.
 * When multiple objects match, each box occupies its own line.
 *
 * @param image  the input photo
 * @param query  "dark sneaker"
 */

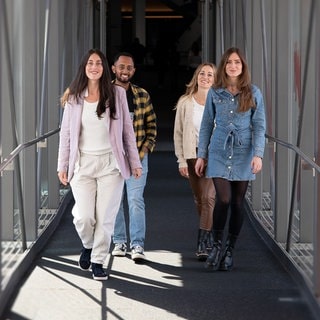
xmin=131 ymin=246 xmax=145 ymax=261
xmin=79 ymin=248 xmax=92 ymax=271
xmin=92 ymin=263 xmax=108 ymax=280
xmin=112 ymin=243 xmax=127 ymax=256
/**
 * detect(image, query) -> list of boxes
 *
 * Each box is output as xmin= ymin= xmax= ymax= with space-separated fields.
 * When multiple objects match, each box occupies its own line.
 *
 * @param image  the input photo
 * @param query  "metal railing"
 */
xmin=246 ymin=133 xmax=320 ymax=311
xmin=0 ymin=128 xmax=60 ymax=247
xmin=0 ymin=128 xmax=72 ymax=317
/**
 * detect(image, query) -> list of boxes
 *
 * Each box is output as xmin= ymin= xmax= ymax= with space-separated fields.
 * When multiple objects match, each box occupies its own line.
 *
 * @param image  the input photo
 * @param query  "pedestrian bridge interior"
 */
xmin=0 ymin=0 xmax=320 ymax=319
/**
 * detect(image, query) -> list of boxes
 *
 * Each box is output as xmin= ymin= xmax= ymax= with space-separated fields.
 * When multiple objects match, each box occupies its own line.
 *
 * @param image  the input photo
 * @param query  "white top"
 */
xmin=79 ymin=100 xmax=112 ymax=154
xmin=192 ymin=96 xmax=205 ymax=146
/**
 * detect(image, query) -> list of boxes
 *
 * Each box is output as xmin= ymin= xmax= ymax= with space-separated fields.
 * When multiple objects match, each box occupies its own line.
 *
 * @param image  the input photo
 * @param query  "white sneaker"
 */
xmin=131 ymin=246 xmax=145 ymax=261
xmin=112 ymin=243 xmax=127 ymax=256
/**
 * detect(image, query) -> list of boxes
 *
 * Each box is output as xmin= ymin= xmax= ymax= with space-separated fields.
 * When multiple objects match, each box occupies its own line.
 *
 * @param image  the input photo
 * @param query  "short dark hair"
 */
xmin=113 ymin=52 xmax=135 ymax=65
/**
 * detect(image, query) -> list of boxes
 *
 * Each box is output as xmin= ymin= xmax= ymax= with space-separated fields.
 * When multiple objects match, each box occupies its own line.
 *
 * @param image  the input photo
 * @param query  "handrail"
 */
xmin=0 ymin=128 xmax=60 ymax=173
xmin=265 ymin=133 xmax=320 ymax=253
xmin=265 ymin=133 xmax=320 ymax=173
xmin=265 ymin=134 xmax=320 ymax=266
xmin=247 ymin=132 xmax=320 ymax=308
xmin=0 ymin=127 xmax=60 ymax=251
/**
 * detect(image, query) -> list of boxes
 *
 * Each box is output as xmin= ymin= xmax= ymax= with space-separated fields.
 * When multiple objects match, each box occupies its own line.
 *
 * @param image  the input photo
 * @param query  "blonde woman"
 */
xmin=174 ymin=63 xmax=216 ymax=260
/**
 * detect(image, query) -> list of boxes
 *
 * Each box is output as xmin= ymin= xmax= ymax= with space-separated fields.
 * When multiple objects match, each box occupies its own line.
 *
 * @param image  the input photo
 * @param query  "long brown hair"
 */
xmin=61 ymin=48 xmax=116 ymax=119
xmin=215 ymin=47 xmax=255 ymax=112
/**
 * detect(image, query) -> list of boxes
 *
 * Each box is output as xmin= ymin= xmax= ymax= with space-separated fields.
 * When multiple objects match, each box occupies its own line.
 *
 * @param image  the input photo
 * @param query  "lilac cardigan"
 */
xmin=57 ymin=85 xmax=141 ymax=181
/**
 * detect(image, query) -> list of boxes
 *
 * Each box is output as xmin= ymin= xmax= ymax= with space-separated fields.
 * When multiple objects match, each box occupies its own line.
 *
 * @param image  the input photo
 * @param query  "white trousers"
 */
xmin=70 ymin=152 xmax=124 ymax=264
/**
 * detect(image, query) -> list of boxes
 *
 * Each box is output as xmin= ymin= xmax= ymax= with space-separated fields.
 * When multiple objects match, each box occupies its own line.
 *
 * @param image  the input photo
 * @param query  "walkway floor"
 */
xmin=3 ymin=150 xmax=317 ymax=320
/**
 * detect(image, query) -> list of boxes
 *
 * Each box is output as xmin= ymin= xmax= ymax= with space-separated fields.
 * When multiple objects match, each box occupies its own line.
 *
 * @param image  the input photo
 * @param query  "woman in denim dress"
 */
xmin=195 ymin=47 xmax=266 ymax=271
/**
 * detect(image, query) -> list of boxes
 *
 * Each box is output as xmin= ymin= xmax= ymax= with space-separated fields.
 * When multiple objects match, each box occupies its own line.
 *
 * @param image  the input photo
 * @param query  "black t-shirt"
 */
xmin=126 ymin=88 xmax=135 ymax=113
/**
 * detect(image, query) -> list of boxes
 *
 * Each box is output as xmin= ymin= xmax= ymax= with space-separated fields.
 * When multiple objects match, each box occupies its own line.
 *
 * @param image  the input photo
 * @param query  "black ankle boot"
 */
xmin=219 ymin=234 xmax=237 ymax=271
xmin=206 ymin=231 xmax=214 ymax=252
xmin=196 ymin=229 xmax=208 ymax=261
xmin=205 ymin=230 xmax=223 ymax=270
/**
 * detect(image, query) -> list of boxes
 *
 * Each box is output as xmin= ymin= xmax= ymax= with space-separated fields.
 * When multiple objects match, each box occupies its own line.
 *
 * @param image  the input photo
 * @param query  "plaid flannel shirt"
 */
xmin=128 ymin=83 xmax=157 ymax=159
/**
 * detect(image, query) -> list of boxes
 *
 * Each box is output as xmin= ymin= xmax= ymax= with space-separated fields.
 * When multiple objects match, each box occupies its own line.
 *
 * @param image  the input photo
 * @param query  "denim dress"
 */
xmin=197 ymin=85 xmax=266 ymax=181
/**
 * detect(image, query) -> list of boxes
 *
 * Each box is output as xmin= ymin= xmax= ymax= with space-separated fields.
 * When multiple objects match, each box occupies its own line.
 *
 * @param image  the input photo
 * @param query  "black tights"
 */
xmin=212 ymin=178 xmax=249 ymax=236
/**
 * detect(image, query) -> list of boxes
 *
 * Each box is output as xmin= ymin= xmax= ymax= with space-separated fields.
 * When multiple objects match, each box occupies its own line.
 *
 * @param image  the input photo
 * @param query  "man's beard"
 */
xmin=116 ymin=75 xmax=130 ymax=84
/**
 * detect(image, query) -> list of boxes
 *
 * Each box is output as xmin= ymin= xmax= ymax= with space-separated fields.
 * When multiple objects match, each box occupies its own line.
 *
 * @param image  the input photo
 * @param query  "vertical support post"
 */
xmin=217 ymin=0 xmax=224 ymax=55
xmin=47 ymin=0 xmax=61 ymax=208
xmin=286 ymin=0 xmax=315 ymax=251
xmin=100 ymin=0 xmax=106 ymax=52
xmin=201 ymin=0 xmax=210 ymax=62
xmin=133 ymin=0 xmax=146 ymax=46
xmin=37 ymin=0 xmax=50 ymax=214
xmin=273 ymin=0 xmax=293 ymax=243
xmin=1 ymin=0 xmax=21 ymax=243
xmin=0 ymin=0 xmax=3 ymax=288
xmin=313 ymin=0 xmax=320 ymax=300
xmin=14 ymin=0 xmax=38 ymax=241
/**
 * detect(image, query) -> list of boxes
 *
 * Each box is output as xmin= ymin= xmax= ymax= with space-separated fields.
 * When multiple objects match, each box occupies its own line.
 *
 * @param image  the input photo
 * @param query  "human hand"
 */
xmin=195 ymin=158 xmax=205 ymax=177
xmin=58 ymin=171 xmax=68 ymax=186
xmin=142 ymin=146 xmax=149 ymax=154
xmin=179 ymin=167 xmax=189 ymax=178
xmin=133 ymin=168 xmax=142 ymax=179
xmin=251 ymin=156 xmax=262 ymax=174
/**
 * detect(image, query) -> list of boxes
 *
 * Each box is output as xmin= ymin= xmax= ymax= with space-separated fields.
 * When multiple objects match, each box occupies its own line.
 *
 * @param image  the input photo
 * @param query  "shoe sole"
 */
xmin=93 ymin=275 xmax=108 ymax=280
xmin=79 ymin=263 xmax=91 ymax=271
xmin=205 ymin=256 xmax=222 ymax=271
xmin=132 ymin=254 xmax=145 ymax=261
xmin=112 ymin=252 xmax=127 ymax=257
xmin=196 ymin=252 xmax=209 ymax=261
xmin=79 ymin=267 xmax=91 ymax=271
xmin=197 ymin=256 xmax=208 ymax=262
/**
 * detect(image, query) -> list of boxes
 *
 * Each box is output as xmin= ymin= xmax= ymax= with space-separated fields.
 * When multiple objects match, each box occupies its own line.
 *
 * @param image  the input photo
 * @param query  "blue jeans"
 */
xmin=113 ymin=154 xmax=148 ymax=248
